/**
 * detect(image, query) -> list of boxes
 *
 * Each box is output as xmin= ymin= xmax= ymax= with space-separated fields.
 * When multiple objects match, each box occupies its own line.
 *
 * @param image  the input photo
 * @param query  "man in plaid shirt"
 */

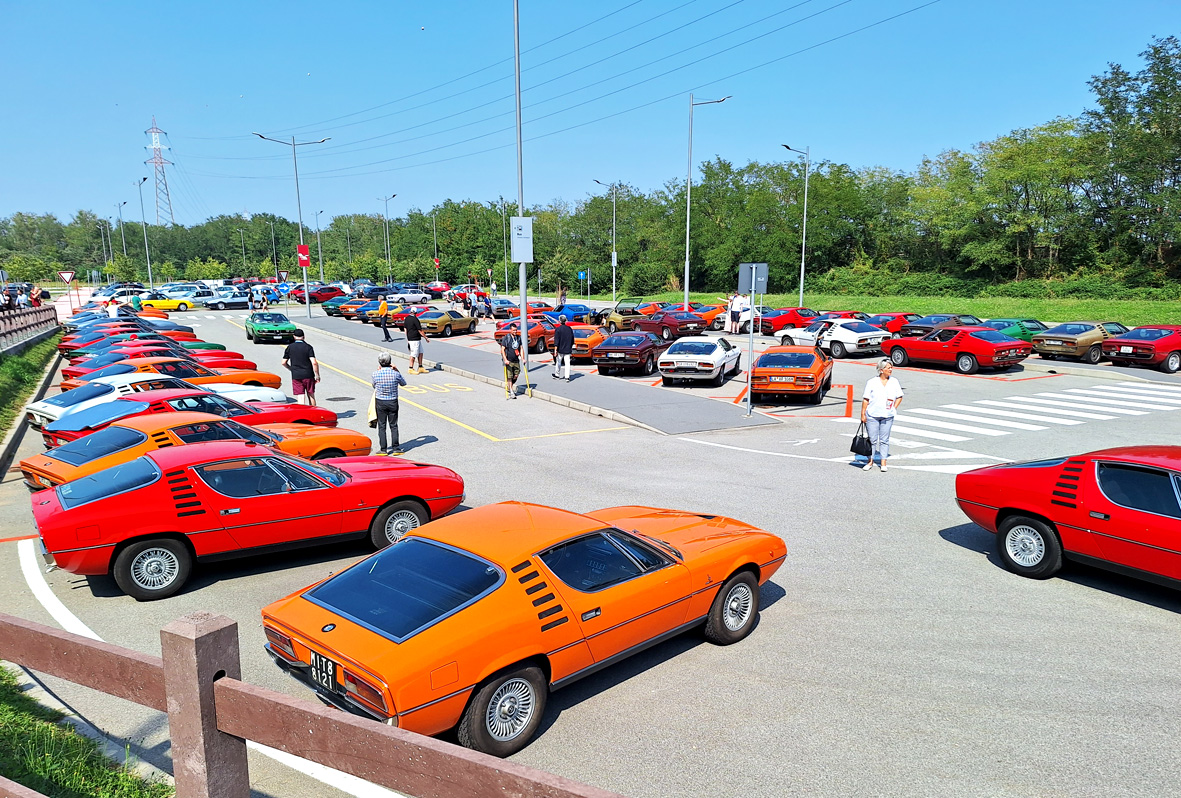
xmin=371 ymin=352 xmax=408 ymax=455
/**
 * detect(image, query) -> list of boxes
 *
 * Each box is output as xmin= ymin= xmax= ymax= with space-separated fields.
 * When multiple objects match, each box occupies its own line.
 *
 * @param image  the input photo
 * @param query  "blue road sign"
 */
xmin=276 ymin=282 xmax=293 ymax=295
xmin=577 ymin=271 xmax=586 ymax=280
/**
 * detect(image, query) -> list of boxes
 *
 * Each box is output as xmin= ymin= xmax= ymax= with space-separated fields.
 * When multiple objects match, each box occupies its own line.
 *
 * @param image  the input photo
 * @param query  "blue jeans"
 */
xmin=866 ymin=415 xmax=895 ymax=461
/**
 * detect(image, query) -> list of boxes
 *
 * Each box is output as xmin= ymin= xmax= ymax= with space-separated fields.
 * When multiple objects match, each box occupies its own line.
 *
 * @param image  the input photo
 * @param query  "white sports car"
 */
xmin=778 ymin=320 xmax=889 ymax=358
xmin=657 ymin=336 xmax=742 ymax=386
xmin=25 ymin=373 xmax=288 ymax=429
xmin=387 ymin=289 xmax=432 ymax=304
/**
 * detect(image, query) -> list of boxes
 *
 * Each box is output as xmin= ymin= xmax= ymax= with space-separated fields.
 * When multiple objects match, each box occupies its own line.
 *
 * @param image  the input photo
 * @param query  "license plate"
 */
xmin=770 ymin=376 xmax=794 ymax=382
xmin=609 ymin=352 xmax=626 ymax=358
xmin=308 ymin=650 xmax=339 ymax=692
xmin=1120 ymin=346 xmax=1132 ymax=353
xmin=1044 ymin=340 xmax=1063 ymax=346
xmin=686 ymin=324 xmax=698 ymax=329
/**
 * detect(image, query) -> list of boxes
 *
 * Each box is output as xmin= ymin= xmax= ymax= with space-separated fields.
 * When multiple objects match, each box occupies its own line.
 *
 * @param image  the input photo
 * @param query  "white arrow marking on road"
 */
xmin=780 ymin=439 xmax=819 ymax=446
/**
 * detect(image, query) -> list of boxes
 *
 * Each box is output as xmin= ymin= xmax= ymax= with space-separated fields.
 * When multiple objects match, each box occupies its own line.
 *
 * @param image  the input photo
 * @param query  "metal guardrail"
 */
xmin=0 ymin=307 xmax=58 ymax=355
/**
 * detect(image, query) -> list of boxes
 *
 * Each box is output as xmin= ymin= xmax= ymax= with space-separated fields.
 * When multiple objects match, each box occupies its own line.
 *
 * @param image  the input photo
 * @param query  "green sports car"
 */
xmin=245 ymin=312 xmax=297 ymax=344
xmin=322 ymin=295 xmax=353 ymax=317
xmin=981 ymin=318 xmax=1049 ymax=342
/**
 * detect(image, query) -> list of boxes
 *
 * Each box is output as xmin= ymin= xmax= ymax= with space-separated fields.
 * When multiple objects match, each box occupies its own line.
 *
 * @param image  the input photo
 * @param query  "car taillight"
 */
xmin=342 ymin=669 xmax=387 ymax=711
xmin=264 ymin=627 xmax=295 ymax=659
xmin=697 ymin=362 xmax=713 ymax=369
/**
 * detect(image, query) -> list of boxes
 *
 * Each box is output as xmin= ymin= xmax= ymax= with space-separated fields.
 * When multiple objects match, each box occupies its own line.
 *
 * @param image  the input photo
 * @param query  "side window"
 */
xmin=717 ymin=338 xmax=731 ymax=350
xmin=1102 ymin=323 xmax=1127 ymax=335
xmin=935 ymin=330 xmax=958 ymax=343
xmin=605 ymin=531 xmax=668 ymax=571
xmin=540 ymin=534 xmax=643 ymax=592
xmin=204 ymin=395 xmax=250 ymax=417
xmin=194 ymin=458 xmax=287 ymax=498
xmin=448 ymin=310 xmax=462 ymax=319
xmin=172 ymin=421 xmax=244 ymax=443
xmin=267 ymin=458 xmax=327 ymax=491
xmin=1096 ymin=463 xmax=1181 ymax=518
xmin=166 ymin=396 xmax=211 ymax=412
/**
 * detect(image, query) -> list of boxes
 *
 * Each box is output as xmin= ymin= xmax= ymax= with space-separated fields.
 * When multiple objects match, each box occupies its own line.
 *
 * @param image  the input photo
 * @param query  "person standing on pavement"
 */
xmin=371 ymin=352 xmax=408 ymax=455
xmin=552 ymin=315 xmax=574 ymax=381
xmin=282 ymin=329 xmax=321 ymax=406
xmin=377 ymin=295 xmax=392 ymax=342
xmin=860 ymin=359 xmax=904 ymax=472
xmin=726 ymin=291 xmax=740 ymax=334
xmin=502 ymin=328 xmax=522 ymax=398
xmin=404 ymin=308 xmax=426 ymax=374
xmin=106 ymin=298 xmax=121 ymax=318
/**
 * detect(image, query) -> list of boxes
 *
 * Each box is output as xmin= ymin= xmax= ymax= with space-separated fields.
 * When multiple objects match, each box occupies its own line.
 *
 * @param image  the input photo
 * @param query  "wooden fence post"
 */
xmin=160 ymin=612 xmax=250 ymax=798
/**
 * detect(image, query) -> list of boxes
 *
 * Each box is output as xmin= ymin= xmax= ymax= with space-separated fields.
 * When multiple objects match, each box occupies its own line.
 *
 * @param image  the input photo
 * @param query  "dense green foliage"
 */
xmin=4 ymin=38 xmax=1180 ymax=300
xmin=0 ymin=666 xmax=172 ymax=797
xmin=0 ymin=334 xmax=60 ymax=437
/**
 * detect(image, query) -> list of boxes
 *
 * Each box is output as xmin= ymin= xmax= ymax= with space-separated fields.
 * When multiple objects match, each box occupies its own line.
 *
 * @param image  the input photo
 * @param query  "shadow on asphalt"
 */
xmin=399 ymin=434 xmax=438 ymax=453
xmin=939 ymin=523 xmax=1181 ymax=613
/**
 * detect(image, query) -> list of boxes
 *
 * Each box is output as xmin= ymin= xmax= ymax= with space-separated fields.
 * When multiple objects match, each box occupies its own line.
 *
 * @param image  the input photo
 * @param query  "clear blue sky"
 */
xmin=3 ymin=0 xmax=1179 ymax=226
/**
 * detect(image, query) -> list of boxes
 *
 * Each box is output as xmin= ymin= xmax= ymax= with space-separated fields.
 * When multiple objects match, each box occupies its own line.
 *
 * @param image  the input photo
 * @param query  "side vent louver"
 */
xmin=166 ymin=470 xmax=206 ymax=517
xmin=516 ymin=559 xmax=570 ymax=632
xmin=152 ymin=432 xmax=174 ymax=448
xmin=1050 ymin=460 xmax=1085 ymax=508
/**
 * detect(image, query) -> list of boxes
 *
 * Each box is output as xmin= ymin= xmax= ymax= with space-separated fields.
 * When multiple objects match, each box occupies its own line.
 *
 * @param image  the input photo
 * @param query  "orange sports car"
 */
xmin=20 ymin=411 xmax=371 ymax=490
xmin=748 ymin=345 xmax=834 ymax=404
xmin=569 ymin=324 xmax=610 ymax=358
xmin=59 ymin=357 xmax=282 ymax=392
xmin=261 ymin=501 xmax=786 ymax=757
xmin=662 ymin=302 xmax=728 ymax=329
xmin=493 ymin=319 xmax=555 ymax=354
xmin=338 ymin=298 xmax=370 ymax=319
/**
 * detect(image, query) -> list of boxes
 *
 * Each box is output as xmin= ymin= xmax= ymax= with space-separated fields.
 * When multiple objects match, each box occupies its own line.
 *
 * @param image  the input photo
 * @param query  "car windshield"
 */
xmin=48 ymin=400 xmax=149 ymax=432
xmin=842 ymin=322 xmax=881 ymax=333
xmin=758 ymin=352 xmax=816 ymax=368
xmin=57 ymin=457 xmax=159 ymax=509
xmin=1044 ymin=324 xmax=1093 ymax=336
xmin=47 ymin=426 xmax=148 ymax=466
xmin=667 ymin=341 xmax=716 ymax=355
xmin=980 ymin=320 xmax=1015 ymax=330
xmin=1118 ymin=328 xmax=1172 ymax=340
xmin=761 ymin=310 xmax=785 ymax=318
xmin=290 ymin=456 xmax=347 ymax=487
xmin=970 ymin=330 xmax=1016 ymax=343
xmin=912 ymin=315 xmax=952 ymax=325
xmin=253 ymin=314 xmax=289 ymax=324
xmin=306 ymin=539 xmax=502 ymax=642
xmin=866 ymin=315 xmax=893 ymax=326
xmin=571 ymin=328 xmax=599 ymax=339
xmin=44 ymin=383 xmax=115 ymax=408
xmin=603 ymin=335 xmax=646 ymax=347
xmin=81 ymin=363 xmax=137 ymax=381
xmin=420 ymin=311 xmax=444 ymax=319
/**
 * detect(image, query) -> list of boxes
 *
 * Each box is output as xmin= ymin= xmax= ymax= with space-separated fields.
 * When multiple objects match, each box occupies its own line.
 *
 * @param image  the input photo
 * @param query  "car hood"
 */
xmin=595 ymin=507 xmax=770 ymax=556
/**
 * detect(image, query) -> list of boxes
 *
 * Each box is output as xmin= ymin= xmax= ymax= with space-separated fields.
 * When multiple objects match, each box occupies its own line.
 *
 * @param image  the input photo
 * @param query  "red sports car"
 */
xmin=32 ymin=440 xmax=465 ymax=600
xmin=758 ymin=307 xmax=821 ymax=335
xmin=293 ymin=286 xmax=346 ymax=304
xmin=631 ymin=311 xmax=709 ymax=341
xmin=389 ymin=305 xmax=433 ymax=328
xmin=882 ymin=326 xmax=1031 ymax=374
xmin=63 ymin=348 xmax=256 ymax=376
xmin=41 ymin=388 xmax=336 ymax=447
xmin=955 ymin=447 xmax=1181 ymax=587
xmin=1101 ymin=326 xmax=1181 ymax=374
xmin=866 ymin=312 xmax=922 ymax=335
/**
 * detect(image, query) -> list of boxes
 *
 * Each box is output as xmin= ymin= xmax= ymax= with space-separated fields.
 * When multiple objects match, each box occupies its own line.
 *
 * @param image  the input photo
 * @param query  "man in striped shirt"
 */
xmin=371 ymin=352 xmax=408 ymax=455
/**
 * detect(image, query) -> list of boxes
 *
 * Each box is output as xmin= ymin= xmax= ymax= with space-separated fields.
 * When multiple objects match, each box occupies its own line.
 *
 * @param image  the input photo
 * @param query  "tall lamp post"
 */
xmin=378 ymin=194 xmax=396 ymax=283
xmin=593 ymin=179 xmax=618 ymax=301
xmin=500 ymin=199 xmax=509 ymax=293
xmin=432 ymin=212 xmax=439 ymax=265
xmin=115 ymin=202 xmax=128 ymax=256
xmin=96 ymin=222 xmax=110 ymax=266
xmin=684 ymin=93 xmax=730 ymax=309
xmin=253 ymin=133 xmax=330 ymax=319
xmin=236 ymin=229 xmax=248 ymax=273
xmin=314 ymin=210 xmax=325 ymax=284
xmin=267 ymin=221 xmax=278 ymax=276
xmin=783 ymin=144 xmax=811 ymax=308
xmin=135 ymin=177 xmax=154 ymax=288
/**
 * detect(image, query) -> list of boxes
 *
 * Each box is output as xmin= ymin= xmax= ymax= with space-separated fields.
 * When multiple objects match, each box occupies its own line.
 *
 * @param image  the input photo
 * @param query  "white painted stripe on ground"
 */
xmin=1031 ymin=394 xmax=1149 ymax=414
xmin=986 ymin=398 xmax=1122 ymax=419
xmin=1056 ymin=389 xmax=1178 ymax=410
xmin=892 ymin=415 xmax=1010 ymax=436
xmin=948 ymin=403 xmax=1083 ymax=424
xmin=908 ymin=408 xmax=1046 ymax=430
xmin=15 ymin=540 xmax=401 ymax=797
xmin=1084 ymin=385 xmax=1181 ymax=403
xmin=884 ymin=425 xmax=971 ymax=442
xmin=1118 ymin=380 xmax=1181 ymax=393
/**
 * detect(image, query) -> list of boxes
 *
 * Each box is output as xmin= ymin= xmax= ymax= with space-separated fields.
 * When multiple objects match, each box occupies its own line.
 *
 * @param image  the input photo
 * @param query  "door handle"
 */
xmin=1089 ymin=511 xmax=1110 ymax=520
xmin=220 ymin=508 xmax=240 ymax=516
xmin=581 ymin=608 xmax=601 ymax=621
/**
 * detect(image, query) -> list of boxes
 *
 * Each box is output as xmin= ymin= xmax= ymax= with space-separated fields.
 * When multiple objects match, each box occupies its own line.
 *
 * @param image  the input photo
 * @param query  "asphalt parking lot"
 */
xmin=2 ymin=301 xmax=1179 ymax=798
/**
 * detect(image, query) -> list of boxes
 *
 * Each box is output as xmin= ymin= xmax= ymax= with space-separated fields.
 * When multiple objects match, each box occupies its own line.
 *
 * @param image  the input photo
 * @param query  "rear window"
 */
xmin=44 ymin=383 xmax=115 ymax=408
xmin=84 ymin=363 xmax=137 ymax=381
xmin=47 ymin=427 xmax=148 ymax=467
xmin=603 ymin=335 xmax=646 ymax=347
xmin=306 ymin=539 xmax=503 ymax=642
xmin=970 ymin=330 xmax=1016 ymax=343
xmin=667 ymin=341 xmax=717 ymax=355
xmin=1119 ymin=328 xmax=1173 ymax=341
xmin=57 ymin=457 xmax=159 ymax=509
xmin=842 ymin=322 xmax=881 ymax=333
xmin=1044 ymin=324 xmax=1093 ymax=336
xmin=758 ymin=352 xmax=816 ymax=368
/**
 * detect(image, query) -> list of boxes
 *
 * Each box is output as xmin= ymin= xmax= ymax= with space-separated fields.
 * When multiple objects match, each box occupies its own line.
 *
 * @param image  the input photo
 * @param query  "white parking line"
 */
xmin=945 ymin=403 xmax=1082 ymax=425
xmin=907 ymin=408 xmax=1046 ymax=431
xmin=15 ymin=539 xmax=399 ymax=797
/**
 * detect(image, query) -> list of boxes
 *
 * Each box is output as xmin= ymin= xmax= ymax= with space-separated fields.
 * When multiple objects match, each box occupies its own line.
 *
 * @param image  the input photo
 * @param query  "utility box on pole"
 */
xmin=510 ymin=217 xmax=534 ymax=264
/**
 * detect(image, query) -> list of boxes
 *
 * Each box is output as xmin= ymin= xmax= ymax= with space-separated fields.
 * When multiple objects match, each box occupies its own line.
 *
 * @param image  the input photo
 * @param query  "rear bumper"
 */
xmin=265 ymin=644 xmax=388 ymax=723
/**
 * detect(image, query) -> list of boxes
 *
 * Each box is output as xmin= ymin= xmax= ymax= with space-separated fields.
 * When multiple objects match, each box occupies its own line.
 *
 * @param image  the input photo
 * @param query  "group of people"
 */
xmin=373 ymin=296 xmax=426 ymax=374
xmin=722 ymin=291 xmax=752 ymax=334
xmin=1 ymin=286 xmax=48 ymax=311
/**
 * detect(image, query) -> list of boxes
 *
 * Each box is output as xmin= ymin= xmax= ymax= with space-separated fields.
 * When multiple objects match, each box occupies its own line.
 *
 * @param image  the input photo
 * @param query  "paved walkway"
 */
xmin=299 ymin=313 xmax=777 ymax=435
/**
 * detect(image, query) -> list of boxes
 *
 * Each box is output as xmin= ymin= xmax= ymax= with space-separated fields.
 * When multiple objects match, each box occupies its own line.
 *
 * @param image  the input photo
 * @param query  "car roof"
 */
xmin=1125 ymin=325 xmax=1181 ymax=331
xmin=122 ymin=356 xmax=185 ymax=366
xmin=762 ymin=345 xmax=818 ymax=354
xmin=415 ymin=501 xmax=607 ymax=563
xmin=144 ymin=439 xmax=274 ymax=469
xmin=125 ymin=388 xmax=208 ymax=402
xmin=114 ymin=410 xmax=230 ymax=433
xmin=1086 ymin=446 xmax=1181 ymax=470
xmin=668 ymin=336 xmax=716 ymax=345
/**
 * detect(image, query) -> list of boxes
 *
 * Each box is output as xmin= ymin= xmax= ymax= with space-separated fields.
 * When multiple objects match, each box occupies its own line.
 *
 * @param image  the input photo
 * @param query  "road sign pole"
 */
xmin=746 ymin=261 xmax=757 ymax=417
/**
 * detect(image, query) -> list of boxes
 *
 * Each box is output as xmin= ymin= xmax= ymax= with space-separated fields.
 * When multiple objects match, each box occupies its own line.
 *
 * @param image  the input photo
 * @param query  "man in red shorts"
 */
xmin=282 ymin=329 xmax=320 ymax=406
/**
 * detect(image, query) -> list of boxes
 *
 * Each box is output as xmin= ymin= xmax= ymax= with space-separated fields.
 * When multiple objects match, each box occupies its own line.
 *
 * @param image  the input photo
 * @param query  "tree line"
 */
xmin=3 ymin=37 xmax=1180 ymax=300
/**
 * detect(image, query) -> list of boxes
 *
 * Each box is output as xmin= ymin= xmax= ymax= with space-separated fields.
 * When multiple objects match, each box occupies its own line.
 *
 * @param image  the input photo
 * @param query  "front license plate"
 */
xmin=1120 ymin=346 xmax=1133 ymax=353
xmin=770 ymin=376 xmax=794 ymax=382
xmin=609 ymin=352 xmax=626 ymax=358
xmin=308 ymin=650 xmax=339 ymax=692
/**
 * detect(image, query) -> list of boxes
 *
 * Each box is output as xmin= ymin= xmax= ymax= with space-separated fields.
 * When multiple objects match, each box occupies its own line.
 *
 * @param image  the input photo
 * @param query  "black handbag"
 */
xmin=850 ymin=423 xmax=873 ymax=457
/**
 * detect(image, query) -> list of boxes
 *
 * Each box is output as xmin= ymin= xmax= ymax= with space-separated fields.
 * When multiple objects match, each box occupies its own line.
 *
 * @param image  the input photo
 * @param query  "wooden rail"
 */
xmin=0 ymin=306 xmax=58 ymax=353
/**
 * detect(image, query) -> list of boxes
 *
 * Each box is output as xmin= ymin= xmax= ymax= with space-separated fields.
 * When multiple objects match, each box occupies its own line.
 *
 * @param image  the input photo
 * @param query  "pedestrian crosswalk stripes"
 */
xmin=892 ymin=414 xmax=1011 ymax=436
xmin=906 ymin=408 xmax=1047 ymax=431
xmin=1003 ymin=396 xmax=1142 ymax=416
xmin=1076 ymin=386 xmax=1181 ymax=404
xmin=1049 ymin=390 xmax=1178 ymax=410
xmin=972 ymin=399 xmax=1118 ymax=419
xmin=941 ymin=403 xmax=1083 ymax=425
xmin=1119 ymin=380 xmax=1181 ymax=393
xmin=886 ymin=425 xmax=971 ymax=442
xmin=1031 ymin=393 xmax=1152 ymax=413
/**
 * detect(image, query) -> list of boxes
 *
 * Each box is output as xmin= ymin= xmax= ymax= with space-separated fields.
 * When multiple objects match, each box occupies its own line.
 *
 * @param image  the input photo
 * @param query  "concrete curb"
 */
xmin=308 ymin=324 xmax=668 ymax=436
xmin=0 ymin=345 xmax=61 ymax=477
xmin=1018 ymin=359 xmax=1164 ymax=382
xmin=3 ymin=662 xmax=174 ymax=786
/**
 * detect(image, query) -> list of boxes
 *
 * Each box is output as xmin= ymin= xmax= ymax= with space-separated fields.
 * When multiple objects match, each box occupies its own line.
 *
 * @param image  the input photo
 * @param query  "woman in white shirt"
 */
xmin=861 ymin=359 xmax=904 ymax=472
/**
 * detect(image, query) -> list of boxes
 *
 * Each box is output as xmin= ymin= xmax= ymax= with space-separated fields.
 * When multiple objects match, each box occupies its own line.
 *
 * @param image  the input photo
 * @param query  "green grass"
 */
xmin=0 ymin=335 xmax=61 ymax=439
xmin=0 ymin=666 xmax=173 ymax=798
xmin=585 ymin=292 xmax=1177 ymax=326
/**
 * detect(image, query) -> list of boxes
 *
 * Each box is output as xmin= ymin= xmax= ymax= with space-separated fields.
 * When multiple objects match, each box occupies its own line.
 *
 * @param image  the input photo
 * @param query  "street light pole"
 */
xmin=315 ymin=210 xmax=325 ymax=284
xmin=237 ymin=229 xmax=247 ymax=273
xmin=268 ymin=221 xmax=277 ymax=276
xmin=594 ymin=179 xmax=618 ymax=301
xmin=135 ymin=177 xmax=154 ymax=288
xmin=96 ymin=222 xmax=109 ymax=266
xmin=115 ymin=202 xmax=128 ymax=256
xmin=432 ymin=213 xmax=438 ymax=261
xmin=500 ymin=199 xmax=509 ymax=293
xmin=514 ymin=0 xmax=529 ymax=370
xmin=783 ymin=144 xmax=811 ymax=307
xmin=254 ymin=133 xmax=330 ymax=319
xmin=684 ymin=93 xmax=730 ymax=309
xmin=378 ymin=194 xmax=395 ymax=283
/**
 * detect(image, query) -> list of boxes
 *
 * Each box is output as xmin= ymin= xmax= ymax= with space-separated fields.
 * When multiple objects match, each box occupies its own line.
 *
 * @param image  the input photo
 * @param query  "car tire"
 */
xmin=661 ymin=376 xmax=671 ymax=387
xmin=712 ymin=366 xmax=724 ymax=387
xmin=642 ymin=354 xmax=656 ymax=375
xmin=660 ymin=327 xmax=672 ymax=341
xmin=730 ymin=355 xmax=741 ymax=376
xmin=457 ymin=665 xmax=547 ymax=757
xmin=310 ymin=448 xmax=344 ymax=461
xmin=1084 ymin=345 xmax=1102 ymax=364
xmin=955 ymin=353 xmax=978 ymax=374
xmin=217 ymin=302 xmax=226 ymax=310
xmin=710 ymin=317 xmax=723 ymax=331
xmin=740 ymin=321 xmax=749 ymax=334
xmin=468 ymin=323 xmax=476 ymax=333
xmin=113 ymin=539 xmax=192 ymax=601
xmin=889 ymin=347 xmax=909 ymax=367
xmin=809 ymin=386 xmax=823 ymax=404
xmin=369 ymin=500 xmax=428 ymax=549
xmin=830 ymin=341 xmax=847 ymax=359
xmin=442 ymin=325 xmax=453 ymax=337
xmin=532 ymin=337 xmax=546 ymax=354
xmin=780 ymin=336 xmax=795 ymax=347
xmin=1160 ymin=351 xmax=1181 ymax=374
xmin=997 ymin=516 xmax=1063 ymax=579
xmin=704 ymin=570 xmax=759 ymax=645
xmin=177 ymin=303 xmax=189 ymax=311
xmin=608 ymin=321 xmax=618 ymax=333
xmin=597 ymin=365 xmax=610 ymax=375
xmin=246 ymin=329 xmax=253 ymax=340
